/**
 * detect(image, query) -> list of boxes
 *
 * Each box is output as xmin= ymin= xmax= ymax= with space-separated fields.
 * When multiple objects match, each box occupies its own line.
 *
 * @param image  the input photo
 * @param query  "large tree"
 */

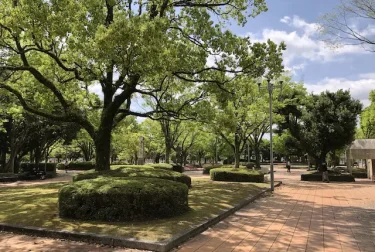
xmin=291 ymin=90 xmax=362 ymax=168
xmin=360 ymin=90 xmax=375 ymax=138
xmin=0 ymin=0 xmax=282 ymax=171
xmin=319 ymin=0 xmax=375 ymax=51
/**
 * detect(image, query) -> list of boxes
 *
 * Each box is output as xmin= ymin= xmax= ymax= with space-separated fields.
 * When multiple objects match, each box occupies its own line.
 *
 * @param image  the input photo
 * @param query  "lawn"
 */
xmin=0 ymin=178 xmax=268 ymax=242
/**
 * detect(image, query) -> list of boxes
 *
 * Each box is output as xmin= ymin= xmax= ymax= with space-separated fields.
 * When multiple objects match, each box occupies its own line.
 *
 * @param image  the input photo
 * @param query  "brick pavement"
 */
xmin=2 ymin=168 xmax=375 ymax=252
xmin=176 ymin=169 xmax=375 ymax=252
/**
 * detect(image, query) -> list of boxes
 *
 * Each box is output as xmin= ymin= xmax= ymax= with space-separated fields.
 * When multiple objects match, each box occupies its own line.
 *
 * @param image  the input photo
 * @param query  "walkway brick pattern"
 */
xmin=177 ymin=170 xmax=375 ymax=252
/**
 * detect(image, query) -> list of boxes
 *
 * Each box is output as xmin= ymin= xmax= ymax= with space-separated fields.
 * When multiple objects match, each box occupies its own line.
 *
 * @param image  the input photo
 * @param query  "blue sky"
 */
xmin=227 ymin=0 xmax=375 ymax=106
xmin=90 ymin=0 xmax=375 ymax=110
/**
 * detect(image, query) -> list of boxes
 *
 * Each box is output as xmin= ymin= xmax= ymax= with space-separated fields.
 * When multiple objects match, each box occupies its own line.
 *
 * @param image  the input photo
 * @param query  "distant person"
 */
xmin=286 ymin=160 xmax=291 ymax=173
xmin=64 ymin=160 xmax=69 ymax=173
xmin=322 ymin=161 xmax=329 ymax=183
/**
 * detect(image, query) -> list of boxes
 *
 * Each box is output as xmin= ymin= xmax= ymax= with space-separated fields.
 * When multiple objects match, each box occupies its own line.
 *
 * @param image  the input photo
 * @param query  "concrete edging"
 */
xmin=0 ymin=181 xmax=282 ymax=252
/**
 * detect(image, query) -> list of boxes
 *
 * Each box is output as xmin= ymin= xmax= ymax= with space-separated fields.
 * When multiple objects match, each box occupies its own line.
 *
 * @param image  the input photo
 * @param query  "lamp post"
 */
xmin=258 ymin=78 xmax=283 ymax=191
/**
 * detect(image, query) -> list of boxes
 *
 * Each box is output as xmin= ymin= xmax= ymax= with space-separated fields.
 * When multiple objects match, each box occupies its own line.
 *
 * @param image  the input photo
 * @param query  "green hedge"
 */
xmin=111 ymin=161 xmax=129 ymax=165
xmin=59 ymin=177 xmax=189 ymax=221
xmin=20 ymin=163 xmax=56 ymax=173
xmin=203 ymin=165 xmax=250 ymax=174
xmin=351 ymin=172 xmax=367 ymax=178
xmin=57 ymin=161 xmax=95 ymax=170
xmin=116 ymin=165 xmax=154 ymax=169
xmin=301 ymin=172 xmax=355 ymax=182
xmin=203 ymin=165 xmax=223 ymax=174
xmin=150 ymin=163 xmax=173 ymax=170
xmin=172 ymin=164 xmax=184 ymax=173
xmin=73 ymin=167 xmax=192 ymax=187
xmin=210 ymin=168 xmax=264 ymax=183
xmin=0 ymin=173 xmax=18 ymax=183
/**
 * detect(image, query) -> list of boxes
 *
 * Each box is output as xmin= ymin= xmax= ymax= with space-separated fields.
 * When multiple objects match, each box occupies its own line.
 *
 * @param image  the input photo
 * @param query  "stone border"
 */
xmin=0 ymin=181 xmax=282 ymax=252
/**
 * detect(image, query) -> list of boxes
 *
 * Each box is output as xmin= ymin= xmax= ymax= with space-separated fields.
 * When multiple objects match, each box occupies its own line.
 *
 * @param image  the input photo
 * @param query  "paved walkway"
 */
xmin=2 ymin=168 xmax=375 ymax=251
xmin=176 ymin=168 xmax=375 ymax=252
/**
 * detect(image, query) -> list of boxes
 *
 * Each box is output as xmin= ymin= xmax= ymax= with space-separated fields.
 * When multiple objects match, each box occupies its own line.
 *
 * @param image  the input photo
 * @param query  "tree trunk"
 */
xmin=154 ymin=153 xmax=160 ymax=163
xmin=6 ymin=149 xmax=17 ymax=173
xmin=234 ymin=132 xmax=241 ymax=168
xmin=254 ymin=143 xmax=261 ymax=168
xmin=94 ymin=128 xmax=112 ymax=171
xmin=0 ymin=150 xmax=6 ymax=173
xmin=165 ymin=143 xmax=171 ymax=164
xmin=234 ymin=150 xmax=240 ymax=168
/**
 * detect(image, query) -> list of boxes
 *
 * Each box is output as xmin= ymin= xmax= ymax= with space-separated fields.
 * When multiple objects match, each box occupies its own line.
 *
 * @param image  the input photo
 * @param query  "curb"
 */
xmin=0 ymin=181 xmax=282 ymax=252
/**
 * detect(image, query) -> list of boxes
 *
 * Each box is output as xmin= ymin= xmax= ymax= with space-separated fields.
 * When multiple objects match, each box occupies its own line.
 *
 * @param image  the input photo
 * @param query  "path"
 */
xmin=2 ymin=168 xmax=375 ymax=251
xmin=176 ymin=168 xmax=375 ymax=252
xmin=0 ymin=232 xmax=143 ymax=252
xmin=0 ymin=170 xmax=78 ymax=187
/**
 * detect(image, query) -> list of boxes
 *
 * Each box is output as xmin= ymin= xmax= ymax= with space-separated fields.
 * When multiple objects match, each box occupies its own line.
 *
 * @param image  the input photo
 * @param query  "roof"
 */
xmin=347 ymin=139 xmax=375 ymax=159
xmin=349 ymin=139 xmax=375 ymax=150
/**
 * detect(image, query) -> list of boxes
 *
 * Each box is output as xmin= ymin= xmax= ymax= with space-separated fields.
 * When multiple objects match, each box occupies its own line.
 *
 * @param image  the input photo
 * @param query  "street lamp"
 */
xmin=258 ymin=78 xmax=283 ymax=191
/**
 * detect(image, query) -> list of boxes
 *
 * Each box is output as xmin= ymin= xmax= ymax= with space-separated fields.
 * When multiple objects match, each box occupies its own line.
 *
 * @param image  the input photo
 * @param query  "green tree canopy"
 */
xmin=0 ymin=0 xmax=283 ymax=171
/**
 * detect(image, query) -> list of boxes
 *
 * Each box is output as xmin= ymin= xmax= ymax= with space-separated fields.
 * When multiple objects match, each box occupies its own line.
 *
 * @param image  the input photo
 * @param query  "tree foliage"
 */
xmin=0 ymin=0 xmax=283 ymax=170
xmin=289 ymin=90 xmax=362 ymax=167
xmin=360 ymin=90 xmax=375 ymax=138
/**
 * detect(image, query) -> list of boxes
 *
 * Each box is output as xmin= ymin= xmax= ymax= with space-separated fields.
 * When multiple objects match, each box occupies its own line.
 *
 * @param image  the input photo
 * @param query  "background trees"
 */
xmin=360 ymin=91 xmax=375 ymax=138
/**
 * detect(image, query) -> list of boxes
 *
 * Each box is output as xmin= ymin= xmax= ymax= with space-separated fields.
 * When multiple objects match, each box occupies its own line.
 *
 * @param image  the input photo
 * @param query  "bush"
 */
xmin=172 ymin=164 xmax=184 ymax=173
xmin=203 ymin=164 xmax=223 ymax=174
xmin=58 ymin=161 xmax=95 ymax=170
xmin=0 ymin=173 xmax=18 ymax=183
xmin=56 ymin=163 xmax=65 ymax=170
xmin=20 ymin=163 xmax=57 ymax=173
xmin=352 ymin=172 xmax=367 ymax=178
xmin=150 ymin=163 xmax=173 ymax=170
xmin=111 ymin=161 xmax=129 ymax=165
xmin=210 ymin=168 xmax=264 ymax=183
xmin=116 ymin=164 xmax=154 ymax=169
xmin=301 ymin=172 xmax=355 ymax=182
xmin=73 ymin=167 xmax=192 ymax=187
xmin=59 ymin=177 xmax=189 ymax=221
xmin=245 ymin=162 xmax=255 ymax=169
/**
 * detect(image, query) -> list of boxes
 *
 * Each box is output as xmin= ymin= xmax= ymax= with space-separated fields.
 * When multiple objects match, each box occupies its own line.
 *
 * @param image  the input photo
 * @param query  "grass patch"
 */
xmin=0 ymin=178 xmax=267 ymax=242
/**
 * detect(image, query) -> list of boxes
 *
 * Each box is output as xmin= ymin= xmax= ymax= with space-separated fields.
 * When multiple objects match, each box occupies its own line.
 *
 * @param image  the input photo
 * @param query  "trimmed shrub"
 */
xmin=73 ymin=167 xmax=192 ymax=187
xmin=203 ymin=164 xmax=223 ymax=174
xmin=150 ymin=163 xmax=173 ymax=170
xmin=58 ymin=161 xmax=95 ymax=170
xmin=245 ymin=162 xmax=255 ymax=169
xmin=56 ymin=163 xmax=65 ymax=170
xmin=352 ymin=172 xmax=367 ymax=178
xmin=301 ymin=172 xmax=355 ymax=182
xmin=20 ymin=163 xmax=57 ymax=173
xmin=210 ymin=168 xmax=264 ymax=183
xmin=111 ymin=161 xmax=129 ymax=165
xmin=59 ymin=177 xmax=189 ymax=221
xmin=172 ymin=164 xmax=184 ymax=173
xmin=0 ymin=173 xmax=18 ymax=183
xmin=118 ymin=164 xmax=154 ymax=169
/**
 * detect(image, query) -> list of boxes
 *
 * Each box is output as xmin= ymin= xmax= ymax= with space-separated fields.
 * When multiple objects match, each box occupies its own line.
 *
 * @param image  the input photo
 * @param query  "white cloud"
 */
xmin=280 ymin=16 xmax=290 ymax=24
xmin=249 ymin=16 xmax=369 ymax=71
xmin=305 ymin=74 xmax=375 ymax=107
xmin=284 ymin=15 xmax=319 ymax=36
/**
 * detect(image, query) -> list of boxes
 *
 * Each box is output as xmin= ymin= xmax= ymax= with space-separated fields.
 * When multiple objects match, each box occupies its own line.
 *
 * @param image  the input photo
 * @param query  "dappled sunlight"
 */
xmin=0 ymin=178 xmax=268 ymax=242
